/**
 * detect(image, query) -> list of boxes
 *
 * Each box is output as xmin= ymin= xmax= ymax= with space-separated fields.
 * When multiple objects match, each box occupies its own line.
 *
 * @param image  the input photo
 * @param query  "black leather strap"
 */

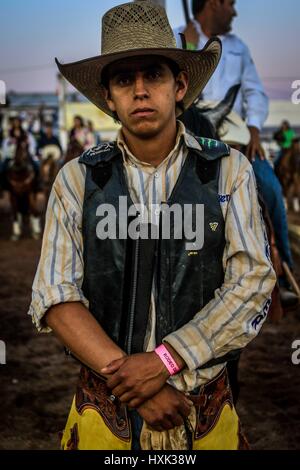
xmin=130 ymin=225 xmax=157 ymax=354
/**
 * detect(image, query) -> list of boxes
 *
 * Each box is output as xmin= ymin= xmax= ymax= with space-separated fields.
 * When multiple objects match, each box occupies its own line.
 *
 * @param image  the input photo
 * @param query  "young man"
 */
xmin=28 ymin=1 xmax=276 ymax=450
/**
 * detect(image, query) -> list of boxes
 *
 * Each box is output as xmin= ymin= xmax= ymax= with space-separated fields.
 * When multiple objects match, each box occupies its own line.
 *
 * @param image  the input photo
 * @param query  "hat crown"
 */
xmin=101 ymin=1 xmax=177 ymax=55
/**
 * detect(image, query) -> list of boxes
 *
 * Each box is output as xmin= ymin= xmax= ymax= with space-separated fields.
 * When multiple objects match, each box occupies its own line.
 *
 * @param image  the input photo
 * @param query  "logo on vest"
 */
xmin=218 ymin=194 xmax=231 ymax=203
xmin=209 ymin=222 xmax=219 ymax=232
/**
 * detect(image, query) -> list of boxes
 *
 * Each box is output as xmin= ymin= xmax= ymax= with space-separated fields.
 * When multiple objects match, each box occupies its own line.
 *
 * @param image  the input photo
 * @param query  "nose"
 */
xmin=232 ymin=6 xmax=237 ymax=17
xmin=133 ymin=73 xmax=149 ymax=99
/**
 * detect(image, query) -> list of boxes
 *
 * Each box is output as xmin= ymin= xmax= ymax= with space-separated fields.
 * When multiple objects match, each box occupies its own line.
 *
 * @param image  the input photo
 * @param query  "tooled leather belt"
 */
xmin=74 ymin=365 xmax=233 ymax=443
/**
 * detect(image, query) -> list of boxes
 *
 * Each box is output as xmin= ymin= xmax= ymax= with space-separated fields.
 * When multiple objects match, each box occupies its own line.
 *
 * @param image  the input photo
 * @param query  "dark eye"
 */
xmin=115 ymin=74 xmax=133 ymax=86
xmin=146 ymin=69 xmax=161 ymax=80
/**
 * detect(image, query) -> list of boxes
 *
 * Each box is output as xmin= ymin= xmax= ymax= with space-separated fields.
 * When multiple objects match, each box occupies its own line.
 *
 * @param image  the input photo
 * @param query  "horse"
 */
xmin=275 ymin=138 xmax=300 ymax=213
xmin=63 ymin=138 xmax=84 ymax=165
xmin=4 ymin=138 xmax=41 ymax=241
xmin=39 ymin=144 xmax=62 ymax=204
xmin=181 ymin=84 xmax=242 ymax=143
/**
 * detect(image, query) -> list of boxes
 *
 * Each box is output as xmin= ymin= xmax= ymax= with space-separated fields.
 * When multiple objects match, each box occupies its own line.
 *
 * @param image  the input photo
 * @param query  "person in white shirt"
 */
xmin=175 ymin=0 xmax=294 ymax=283
xmin=174 ymin=0 xmax=268 ymax=160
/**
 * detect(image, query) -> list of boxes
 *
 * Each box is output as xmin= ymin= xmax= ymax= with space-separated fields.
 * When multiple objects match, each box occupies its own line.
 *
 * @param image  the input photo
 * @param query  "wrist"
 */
xmin=186 ymin=41 xmax=197 ymax=50
xmin=248 ymin=125 xmax=260 ymax=135
xmin=154 ymin=344 xmax=182 ymax=376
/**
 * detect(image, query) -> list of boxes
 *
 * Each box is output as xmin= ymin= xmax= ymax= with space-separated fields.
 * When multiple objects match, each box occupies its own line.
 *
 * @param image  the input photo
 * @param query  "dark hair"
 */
xmin=192 ymin=0 xmax=224 ymax=17
xmin=192 ymin=0 xmax=208 ymax=16
xmin=73 ymin=115 xmax=84 ymax=127
xmin=101 ymin=56 xmax=181 ymax=89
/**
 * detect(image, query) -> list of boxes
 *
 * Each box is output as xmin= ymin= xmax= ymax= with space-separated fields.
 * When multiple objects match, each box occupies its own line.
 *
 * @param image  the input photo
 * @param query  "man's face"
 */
xmin=214 ymin=0 xmax=237 ymax=35
xmin=104 ymin=56 xmax=188 ymax=140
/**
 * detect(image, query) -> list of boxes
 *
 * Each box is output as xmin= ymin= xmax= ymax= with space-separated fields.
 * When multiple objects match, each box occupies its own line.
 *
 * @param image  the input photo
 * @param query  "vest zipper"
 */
xmin=126 ymin=235 xmax=140 ymax=355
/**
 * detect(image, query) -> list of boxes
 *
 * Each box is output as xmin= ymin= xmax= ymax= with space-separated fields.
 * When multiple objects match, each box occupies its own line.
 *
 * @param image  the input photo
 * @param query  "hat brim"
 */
xmin=55 ymin=38 xmax=222 ymax=118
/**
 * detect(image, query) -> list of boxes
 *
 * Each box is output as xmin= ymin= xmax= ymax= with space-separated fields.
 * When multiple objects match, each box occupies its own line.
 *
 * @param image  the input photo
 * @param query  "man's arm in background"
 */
xmin=241 ymin=41 xmax=269 ymax=160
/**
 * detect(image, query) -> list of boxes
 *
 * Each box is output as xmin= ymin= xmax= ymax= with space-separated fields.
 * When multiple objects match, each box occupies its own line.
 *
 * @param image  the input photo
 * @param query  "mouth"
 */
xmin=131 ymin=108 xmax=155 ymax=118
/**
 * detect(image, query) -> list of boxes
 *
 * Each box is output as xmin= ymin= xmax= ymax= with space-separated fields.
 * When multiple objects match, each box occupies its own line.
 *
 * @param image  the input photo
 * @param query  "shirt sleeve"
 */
xmin=27 ymin=160 xmax=88 ymax=332
xmin=163 ymin=151 xmax=276 ymax=371
xmin=240 ymin=41 xmax=269 ymax=130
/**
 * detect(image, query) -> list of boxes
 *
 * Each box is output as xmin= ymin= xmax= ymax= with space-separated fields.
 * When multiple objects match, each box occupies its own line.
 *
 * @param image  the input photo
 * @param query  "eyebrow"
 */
xmin=110 ymin=63 xmax=165 ymax=78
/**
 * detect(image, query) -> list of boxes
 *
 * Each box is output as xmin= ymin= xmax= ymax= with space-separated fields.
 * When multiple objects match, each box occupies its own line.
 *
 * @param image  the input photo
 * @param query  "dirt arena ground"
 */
xmin=0 ymin=196 xmax=299 ymax=450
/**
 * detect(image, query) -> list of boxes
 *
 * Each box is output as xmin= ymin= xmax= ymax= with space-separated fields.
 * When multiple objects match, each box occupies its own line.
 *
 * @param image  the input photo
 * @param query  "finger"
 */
xmin=106 ymin=373 xmax=123 ymax=389
xmin=151 ymin=424 xmax=164 ymax=432
xmin=127 ymin=397 xmax=145 ymax=408
xmin=118 ymin=391 xmax=138 ymax=405
xmin=100 ymin=358 xmax=126 ymax=374
xmin=160 ymin=418 xmax=175 ymax=431
xmin=111 ymin=383 xmax=129 ymax=398
xmin=260 ymin=146 xmax=266 ymax=160
xmin=179 ymin=400 xmax=193 ymax=418
xmin=171 ymin=414 xmax=184 ymax=427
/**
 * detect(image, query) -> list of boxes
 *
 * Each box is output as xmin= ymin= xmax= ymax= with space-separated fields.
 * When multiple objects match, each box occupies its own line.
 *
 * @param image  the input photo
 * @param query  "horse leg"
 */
xmin=9 ymin=192 xmax=22 ymax=241
xmin=29 ymin=191 xmax=41 ymax=239
xmin=287 ymin=180 xmax=300 ymax=213
xmin=296 ymin=176 xmax=300 ymax=213
xmin=293 ymin=196 xmax=300 ymax=213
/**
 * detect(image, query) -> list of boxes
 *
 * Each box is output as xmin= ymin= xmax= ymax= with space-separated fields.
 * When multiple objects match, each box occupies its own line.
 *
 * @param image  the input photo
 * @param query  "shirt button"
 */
xmin=155 ymin=209 xmax=160 ymax=216
xmin=154 ymin=172 xmax=159 ymax=178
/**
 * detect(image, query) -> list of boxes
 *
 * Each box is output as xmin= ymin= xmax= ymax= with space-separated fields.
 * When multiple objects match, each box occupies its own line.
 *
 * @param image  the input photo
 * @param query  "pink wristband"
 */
xmin=154 ymin=344 xmax=180 ymax=376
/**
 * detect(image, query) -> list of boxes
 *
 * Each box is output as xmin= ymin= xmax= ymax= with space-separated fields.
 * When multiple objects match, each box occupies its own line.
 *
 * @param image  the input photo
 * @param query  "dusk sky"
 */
xmin=1 ymin=0 xmax=300 ymax=99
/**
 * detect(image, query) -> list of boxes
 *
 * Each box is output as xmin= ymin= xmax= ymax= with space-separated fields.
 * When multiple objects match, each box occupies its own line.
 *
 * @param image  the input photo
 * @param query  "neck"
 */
xmin=121 ymin=122 xmax=178 ymax=167
xmin=195 ymin=14 xmax=219 ymax=38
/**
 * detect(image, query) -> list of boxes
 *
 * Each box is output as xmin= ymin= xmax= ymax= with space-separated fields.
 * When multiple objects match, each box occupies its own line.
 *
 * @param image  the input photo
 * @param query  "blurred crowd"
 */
xmin=0 ymin=112 xmax=102 ymax=241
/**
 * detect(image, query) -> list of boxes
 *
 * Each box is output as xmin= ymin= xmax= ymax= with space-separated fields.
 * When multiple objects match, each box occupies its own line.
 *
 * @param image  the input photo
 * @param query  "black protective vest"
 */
xmin=79 ymin=137 xmax=236 ymax=366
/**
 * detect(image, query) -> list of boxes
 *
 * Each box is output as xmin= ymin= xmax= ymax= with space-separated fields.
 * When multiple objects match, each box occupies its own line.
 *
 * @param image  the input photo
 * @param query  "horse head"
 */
xmin=196 ymin=84 xmax=241 ymax=138
xmin=14 ymin=138 xmax=30 ymax=168
xmin=181 ymin=84 xmax=242 ymax=141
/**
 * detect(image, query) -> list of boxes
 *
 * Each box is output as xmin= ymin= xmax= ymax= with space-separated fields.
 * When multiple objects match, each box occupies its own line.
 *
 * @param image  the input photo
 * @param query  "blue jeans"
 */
xmin=252 ymin=157 xmax=293 ymax=268
xmin=129 ymin=409 xmax=143 ymax=450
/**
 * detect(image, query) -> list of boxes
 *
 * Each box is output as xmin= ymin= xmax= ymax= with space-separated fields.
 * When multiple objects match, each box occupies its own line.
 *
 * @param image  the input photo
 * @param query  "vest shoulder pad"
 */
xmin=194 ymin=136 xmax=231 ymax=161
xmin=79 ymin=142 xmax=120 ymax=167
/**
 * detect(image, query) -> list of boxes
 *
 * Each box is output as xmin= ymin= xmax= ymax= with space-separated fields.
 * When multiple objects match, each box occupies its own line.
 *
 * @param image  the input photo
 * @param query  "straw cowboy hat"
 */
xmin=40 ymin=144 xmax=62 ymax=162
xmin=55 ymin=1 xmax=222 ymax=118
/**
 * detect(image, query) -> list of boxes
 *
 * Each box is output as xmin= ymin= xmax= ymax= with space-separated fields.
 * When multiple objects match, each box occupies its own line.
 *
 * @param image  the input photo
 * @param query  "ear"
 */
xmin=209 ymin=0 xmax=219 ymax=11
xmin=175 ymin=71 xmax=189 ymax=103
xmin=104 ymin=88 xmax=116 ymax=113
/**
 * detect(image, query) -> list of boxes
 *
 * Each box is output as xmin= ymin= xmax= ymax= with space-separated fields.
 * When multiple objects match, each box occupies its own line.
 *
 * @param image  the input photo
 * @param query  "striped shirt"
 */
xmin=28 ymin=122 xmax=276 ymax=392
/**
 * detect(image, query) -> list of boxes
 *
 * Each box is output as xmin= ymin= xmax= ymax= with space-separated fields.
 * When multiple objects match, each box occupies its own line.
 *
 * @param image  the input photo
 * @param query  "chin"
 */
xmin=134 ymin=128 xmax=160 ymax=139
xmin=131 ymin=122 xmax=161 ymax=139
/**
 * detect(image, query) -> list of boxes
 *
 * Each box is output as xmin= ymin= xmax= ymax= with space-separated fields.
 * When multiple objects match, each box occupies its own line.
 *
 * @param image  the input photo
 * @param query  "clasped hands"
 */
xmin=101 ymin=352 xmax=194 ymax=431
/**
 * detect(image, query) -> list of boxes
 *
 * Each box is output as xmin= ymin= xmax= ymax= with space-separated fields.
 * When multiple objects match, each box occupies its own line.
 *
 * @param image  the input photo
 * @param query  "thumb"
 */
xmin=100 ymin=357 xmax=125 ymax=374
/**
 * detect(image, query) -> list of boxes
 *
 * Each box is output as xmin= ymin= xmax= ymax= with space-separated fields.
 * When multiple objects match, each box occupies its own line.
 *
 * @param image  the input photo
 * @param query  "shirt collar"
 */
xmin=192 ymin=19 xmax=225 ymax=43
xmin=117 ymin=121 xmax=202 ymax=169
